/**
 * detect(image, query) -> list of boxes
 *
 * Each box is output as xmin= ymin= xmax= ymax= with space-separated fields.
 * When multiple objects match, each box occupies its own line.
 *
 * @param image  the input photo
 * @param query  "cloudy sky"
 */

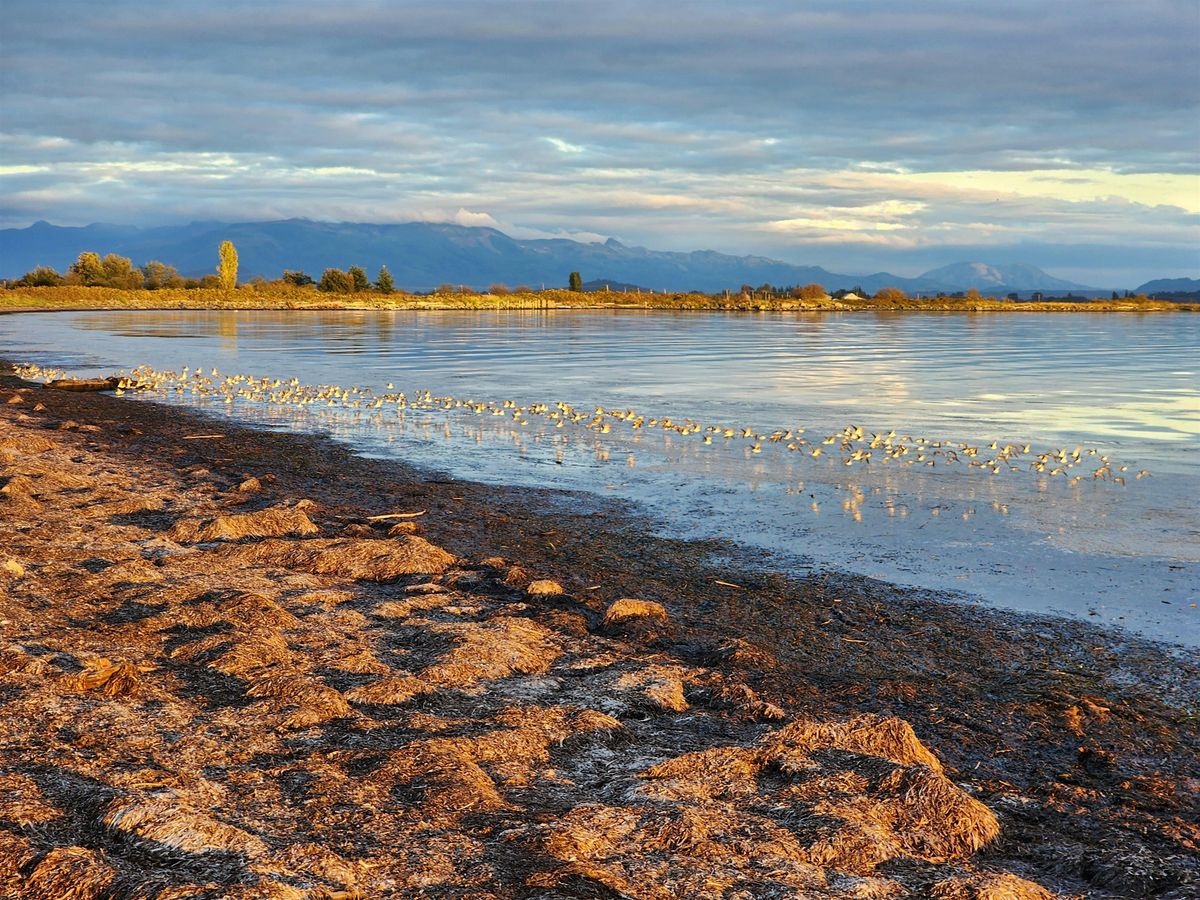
xmin=2 ymin=0 xmax=1197 ymax=284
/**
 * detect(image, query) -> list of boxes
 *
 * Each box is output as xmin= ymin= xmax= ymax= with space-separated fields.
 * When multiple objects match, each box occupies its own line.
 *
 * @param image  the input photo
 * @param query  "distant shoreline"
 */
xmin=1 ymin=285 xmax=1195 ymax=314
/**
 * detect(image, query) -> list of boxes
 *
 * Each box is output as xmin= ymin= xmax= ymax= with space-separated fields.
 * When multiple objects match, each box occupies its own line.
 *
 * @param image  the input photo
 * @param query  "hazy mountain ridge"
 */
xmin=917 ymin=261 xmax=1089 ymax=292
xmin=1135 ymin=277 xmax=1200 ymax=294
xmin=2 ymin=219 xmax=1106 ymax=293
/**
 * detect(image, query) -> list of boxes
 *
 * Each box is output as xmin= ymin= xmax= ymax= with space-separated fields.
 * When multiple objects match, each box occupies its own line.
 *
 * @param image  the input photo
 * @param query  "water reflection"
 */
xmin=5 ymin=308 xmax=1198 ymax=645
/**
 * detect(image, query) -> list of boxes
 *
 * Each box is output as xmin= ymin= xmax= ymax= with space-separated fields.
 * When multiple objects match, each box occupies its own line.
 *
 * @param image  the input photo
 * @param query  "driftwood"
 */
xmin=43 ymin=377 xmax=120 ymax=392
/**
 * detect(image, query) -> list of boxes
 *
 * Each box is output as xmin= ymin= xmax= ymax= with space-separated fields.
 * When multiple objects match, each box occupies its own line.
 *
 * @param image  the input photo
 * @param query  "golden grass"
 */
xmin=2 ymin=283 xmax=1194 ymax=313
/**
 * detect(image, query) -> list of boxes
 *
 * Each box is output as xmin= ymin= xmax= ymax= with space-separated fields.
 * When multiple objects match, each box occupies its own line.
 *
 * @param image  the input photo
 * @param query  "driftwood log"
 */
xmin=44 ymin=377 xmax=121 ymax=392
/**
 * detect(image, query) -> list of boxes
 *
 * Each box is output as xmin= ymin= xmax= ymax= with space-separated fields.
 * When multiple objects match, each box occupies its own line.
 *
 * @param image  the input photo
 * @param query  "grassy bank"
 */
xmin=2 ymin=284 xmax=1195 ymax=313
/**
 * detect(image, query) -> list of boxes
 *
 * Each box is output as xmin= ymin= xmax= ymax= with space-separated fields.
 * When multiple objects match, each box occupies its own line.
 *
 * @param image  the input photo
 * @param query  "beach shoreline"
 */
xmin=1 ymin=284 xmax=1196 ymax=315
xmin=1 ymin=366 xmax=1197 ymax=897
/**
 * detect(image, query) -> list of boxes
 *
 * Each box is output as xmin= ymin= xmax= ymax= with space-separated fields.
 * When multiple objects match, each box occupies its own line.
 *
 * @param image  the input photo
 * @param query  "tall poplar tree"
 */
xmin=218 ymin=241 xmax=238 ymax=291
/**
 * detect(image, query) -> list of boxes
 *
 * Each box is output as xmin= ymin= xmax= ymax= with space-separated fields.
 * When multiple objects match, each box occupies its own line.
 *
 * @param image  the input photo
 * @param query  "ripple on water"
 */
xmin=4 ymin=308 xmax=1198 ymax=646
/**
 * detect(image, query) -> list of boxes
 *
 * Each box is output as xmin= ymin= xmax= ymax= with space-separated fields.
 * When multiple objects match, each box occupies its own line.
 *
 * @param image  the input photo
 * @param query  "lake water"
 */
xmin=3 ymin=309 xmax=1197 ymax=646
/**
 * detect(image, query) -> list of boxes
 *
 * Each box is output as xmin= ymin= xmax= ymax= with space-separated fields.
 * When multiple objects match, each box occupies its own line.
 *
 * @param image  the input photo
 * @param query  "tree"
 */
xmin=141 ymin=260 xmax=183 ymax=290
xmin=346 ymin=265 xmax=369 ymax=293
xmin=568 ymin=271 xmax=583 ymax=292
xmin=17 ymin=266 xmax=64 ymax=287
xmin=68 ymin=251 xmax=105 ymax=286
xmin=375 ymin=266 xmax=395 ymax=294
xmin=488 ymin=283 xmax=510 ymax=295
xmin=282 ymin=270 xmax=314 ymax=286
xmin=68 ymin=252 xmax=142 ymax=288
xmin=965 ymin=287 xmax=982 ymax=302
xmin=790 ymin=283 xmax=826 ymax=300
xmin=874 ymin=287 xmax=908 ymax=302
xmin=218 ymin=241 xmax=238 ymax=291
xmin=96 ymin=254 xmax=142 ymax=289
xmin=318 ymin=268 xmax=355 ymax=293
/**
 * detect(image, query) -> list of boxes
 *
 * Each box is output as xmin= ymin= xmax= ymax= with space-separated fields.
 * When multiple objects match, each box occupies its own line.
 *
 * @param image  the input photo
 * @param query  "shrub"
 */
xmin=791 ymin=283 xmax=826 ymax=300
xmin=16 ymin=266 xmax=64 ymax=287
xmin=141 ymin=261 xmax=184 ymax=290
xmin=282 ymin=270 xmax=314 ymax=287
xmin=318 ymin=269 xmax=355 ymax=293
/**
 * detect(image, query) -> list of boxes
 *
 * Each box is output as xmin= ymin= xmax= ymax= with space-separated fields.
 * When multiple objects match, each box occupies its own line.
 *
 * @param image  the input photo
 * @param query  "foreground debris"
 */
xmin=1 ymin=372 xmax=1197 ymax=898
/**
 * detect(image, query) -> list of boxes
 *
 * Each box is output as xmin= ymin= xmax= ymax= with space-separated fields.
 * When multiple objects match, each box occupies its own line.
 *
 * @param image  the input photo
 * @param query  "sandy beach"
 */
xmin=1 ymin=365 xmax=1197 ymax=898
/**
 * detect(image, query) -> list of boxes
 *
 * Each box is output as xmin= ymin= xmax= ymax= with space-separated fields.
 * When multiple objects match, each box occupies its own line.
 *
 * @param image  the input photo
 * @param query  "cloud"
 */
xmin=544 ymin=137 xmax=585 ymax=154
xmin=0 ymin=0 xmax=1197 ymax=282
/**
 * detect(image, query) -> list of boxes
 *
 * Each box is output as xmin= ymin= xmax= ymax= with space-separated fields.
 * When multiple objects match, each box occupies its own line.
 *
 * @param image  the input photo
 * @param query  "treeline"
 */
xmin=6 ymin=253 xmax=404 ymax=295
xmin=295 ymin=266 xmax=395 ymax=294
xmin=10 ymin=253 xmax=207 ymax=290
xmin=4 ymin=249 xmax=1161 ymax=305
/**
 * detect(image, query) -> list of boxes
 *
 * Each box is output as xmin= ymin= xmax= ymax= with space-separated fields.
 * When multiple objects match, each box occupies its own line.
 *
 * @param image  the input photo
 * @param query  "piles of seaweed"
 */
xmin=0 ymin=399 xmax=1090 ymax=897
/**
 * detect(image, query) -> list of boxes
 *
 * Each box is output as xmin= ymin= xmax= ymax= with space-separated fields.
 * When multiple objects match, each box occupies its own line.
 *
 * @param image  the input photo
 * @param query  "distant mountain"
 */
xmin=0 ymin=219 xmax=1091 ymax=295
xmin=581 ymin=278 xmax=647 ymax=292
xmin=1135 ymin=277 xmax=1200 ymax=294
xmin=917 ymin=261 xmax=1092 ymax=292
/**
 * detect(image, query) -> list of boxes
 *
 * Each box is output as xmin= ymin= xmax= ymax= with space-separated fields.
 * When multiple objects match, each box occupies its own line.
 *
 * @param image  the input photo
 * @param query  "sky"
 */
xmin=1 ymin=0 xmax=1197 ymax=286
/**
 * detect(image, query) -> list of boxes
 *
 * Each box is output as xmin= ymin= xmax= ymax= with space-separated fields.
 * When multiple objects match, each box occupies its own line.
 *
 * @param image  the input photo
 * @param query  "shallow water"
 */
xmin=4 ymin=308 xmax=1197 ymax=645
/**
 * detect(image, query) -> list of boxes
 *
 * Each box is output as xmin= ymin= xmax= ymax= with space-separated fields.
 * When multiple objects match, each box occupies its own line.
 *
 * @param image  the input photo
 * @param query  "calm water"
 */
xmin=3 ymin=309 xmax=1197 ymax=645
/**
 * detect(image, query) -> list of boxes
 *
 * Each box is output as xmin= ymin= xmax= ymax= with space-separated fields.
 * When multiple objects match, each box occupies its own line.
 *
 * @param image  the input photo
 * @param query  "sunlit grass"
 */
xmin=0 ymin=284 xmax=1192 ymax=313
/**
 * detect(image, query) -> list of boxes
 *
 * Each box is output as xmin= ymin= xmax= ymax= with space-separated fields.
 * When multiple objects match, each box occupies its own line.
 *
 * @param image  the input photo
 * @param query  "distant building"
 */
xmin=1030 ymin=291 xmax=1044 ymax=302
xmin=1006 ymin=292 xmax=1019 ymax=301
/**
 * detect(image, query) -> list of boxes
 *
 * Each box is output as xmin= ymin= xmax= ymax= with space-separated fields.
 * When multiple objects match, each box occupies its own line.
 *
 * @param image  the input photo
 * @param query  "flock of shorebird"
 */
xmin=15 ymin=363 xmax=1149 ymax=486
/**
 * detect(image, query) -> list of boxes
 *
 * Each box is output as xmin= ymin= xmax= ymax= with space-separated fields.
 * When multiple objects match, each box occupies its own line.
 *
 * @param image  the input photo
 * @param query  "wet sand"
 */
xmin=1 ymin=365 xmax=1197 ymax=898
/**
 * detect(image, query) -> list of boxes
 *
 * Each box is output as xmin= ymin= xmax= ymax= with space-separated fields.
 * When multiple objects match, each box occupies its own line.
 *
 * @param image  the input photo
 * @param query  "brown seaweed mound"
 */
xmin=1 ymin=389 xmax=1154 ymax=898
xmin=217 ymin=535 xmax=456 ymax=579
xmin=168 ymin=499 xmax=320 ymax=542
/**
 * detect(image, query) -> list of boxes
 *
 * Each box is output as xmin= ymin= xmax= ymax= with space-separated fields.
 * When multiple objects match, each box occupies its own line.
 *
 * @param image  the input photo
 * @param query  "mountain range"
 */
xmin=1134 ymin=277 xmax=1200 ymax=295
xmin=0 ymin=218 xmax=1105 ymax=294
